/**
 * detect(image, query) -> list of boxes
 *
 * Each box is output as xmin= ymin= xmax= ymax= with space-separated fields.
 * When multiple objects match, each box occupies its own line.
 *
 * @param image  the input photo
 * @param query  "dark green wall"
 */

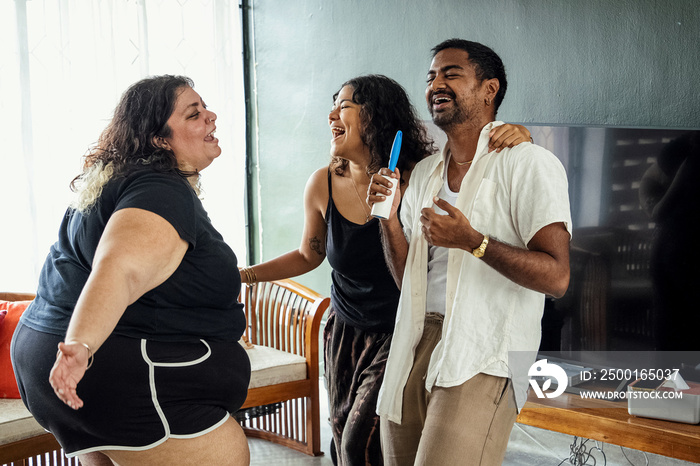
xmin=246 ymin=0 xmax=700 ymax=294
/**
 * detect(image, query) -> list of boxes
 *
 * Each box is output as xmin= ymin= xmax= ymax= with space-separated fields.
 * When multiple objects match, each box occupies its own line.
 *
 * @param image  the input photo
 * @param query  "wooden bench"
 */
xmin=1 ymin=280 xmax=330 ymax=463
xmin=0 ymin=399 xmax=76 ymax=466
xmin=237 ymin=279 xmax=330 ymax=456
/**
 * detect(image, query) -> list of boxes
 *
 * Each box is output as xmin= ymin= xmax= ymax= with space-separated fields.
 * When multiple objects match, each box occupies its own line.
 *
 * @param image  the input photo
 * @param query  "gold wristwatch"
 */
xmin=472 ymin=234 xmax=489 ymax=258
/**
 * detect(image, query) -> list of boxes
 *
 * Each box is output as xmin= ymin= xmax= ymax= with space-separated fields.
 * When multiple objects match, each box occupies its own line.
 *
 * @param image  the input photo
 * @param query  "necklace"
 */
xmin=448 ymin=149 xmax=473 ymax=166
xmin=349 ymin=176 xmax=371 ymax=223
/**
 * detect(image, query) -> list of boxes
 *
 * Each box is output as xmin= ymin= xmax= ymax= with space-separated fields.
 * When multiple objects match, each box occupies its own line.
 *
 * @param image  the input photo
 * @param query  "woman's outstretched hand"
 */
xmin=49 ymin=341 xmax=90 ymax=410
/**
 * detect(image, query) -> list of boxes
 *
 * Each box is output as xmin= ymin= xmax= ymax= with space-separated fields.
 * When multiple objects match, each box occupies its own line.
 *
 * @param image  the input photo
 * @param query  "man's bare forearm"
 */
xmin=379 ymin=216 xmax=409 ymax=288
xmin=480 ymin=236 xmax=570 ymax=298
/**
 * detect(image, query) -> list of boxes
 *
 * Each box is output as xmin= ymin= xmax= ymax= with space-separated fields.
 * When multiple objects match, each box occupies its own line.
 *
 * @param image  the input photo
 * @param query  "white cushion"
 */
xmin=0 ymin=398 xmax=47 ymax=446
xmin=245 ymin=345 xmax=307 ymax=389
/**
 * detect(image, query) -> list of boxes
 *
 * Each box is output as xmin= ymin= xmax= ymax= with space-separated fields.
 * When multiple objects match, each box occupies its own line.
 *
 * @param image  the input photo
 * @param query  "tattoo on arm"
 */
xmin=309 ymin=236 xmax=324 ymax=256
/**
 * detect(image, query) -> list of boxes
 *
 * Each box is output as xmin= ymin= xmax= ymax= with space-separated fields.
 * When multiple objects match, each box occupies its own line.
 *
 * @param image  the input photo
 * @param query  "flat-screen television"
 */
xmin=427 ymin=122 xmax=700 ymax=384
xmin=530 ymin=125 xmax=700 ymax=384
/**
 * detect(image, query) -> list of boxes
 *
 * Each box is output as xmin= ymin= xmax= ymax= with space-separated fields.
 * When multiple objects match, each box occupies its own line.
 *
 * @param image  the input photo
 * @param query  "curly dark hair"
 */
xmin=431 ymin=39 xmax=508 ymax=115
xmin=331 ymin=75 xmax=436 ymax=178
xmin=71 ymin=75 xmax=194 ymax=190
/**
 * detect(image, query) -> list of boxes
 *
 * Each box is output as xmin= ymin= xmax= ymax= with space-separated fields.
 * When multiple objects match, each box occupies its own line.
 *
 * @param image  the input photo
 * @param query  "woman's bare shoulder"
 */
xmin=304 ymin=165 xmax=332 ymax=209
xmin=306 ymin=165 xmax=331 ymax=191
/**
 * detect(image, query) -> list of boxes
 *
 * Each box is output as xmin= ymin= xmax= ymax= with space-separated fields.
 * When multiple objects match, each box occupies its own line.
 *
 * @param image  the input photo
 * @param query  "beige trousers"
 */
xmin=380 ymin=314 xmax=518 ymax=466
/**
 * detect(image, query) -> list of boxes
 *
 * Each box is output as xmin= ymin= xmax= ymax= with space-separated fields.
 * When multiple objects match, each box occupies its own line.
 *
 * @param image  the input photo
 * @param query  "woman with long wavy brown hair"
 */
xmin=12 ymin=75 xmax=251 ymax=466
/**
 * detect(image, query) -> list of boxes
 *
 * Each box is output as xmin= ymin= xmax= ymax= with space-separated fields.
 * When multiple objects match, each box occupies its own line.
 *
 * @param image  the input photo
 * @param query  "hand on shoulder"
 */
xmin=488 ymin=124 xmax=532 ymax=153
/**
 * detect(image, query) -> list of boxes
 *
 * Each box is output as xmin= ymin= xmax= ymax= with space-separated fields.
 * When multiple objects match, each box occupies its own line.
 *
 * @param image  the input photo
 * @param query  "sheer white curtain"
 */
xmin=0 ymin=0 xmax=247 ymax=292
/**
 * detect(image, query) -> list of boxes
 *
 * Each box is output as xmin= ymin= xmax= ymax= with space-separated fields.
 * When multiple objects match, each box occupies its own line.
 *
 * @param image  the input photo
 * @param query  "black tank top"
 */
xmin=325 ymin=170 xmax=400 ymax=333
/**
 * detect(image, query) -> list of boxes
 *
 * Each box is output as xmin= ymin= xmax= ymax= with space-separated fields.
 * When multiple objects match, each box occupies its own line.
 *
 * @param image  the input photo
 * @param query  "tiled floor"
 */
xmin=248 ymin=377 xmax=699 ymax=466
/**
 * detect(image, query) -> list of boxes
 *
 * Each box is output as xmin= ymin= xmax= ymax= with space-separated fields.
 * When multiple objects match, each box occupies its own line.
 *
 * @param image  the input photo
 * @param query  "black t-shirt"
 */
xmin=21 ymin=169 xmax=246 ymax=342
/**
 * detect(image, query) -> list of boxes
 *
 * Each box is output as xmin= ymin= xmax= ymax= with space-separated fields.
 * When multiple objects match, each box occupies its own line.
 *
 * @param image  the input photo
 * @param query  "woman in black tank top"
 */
xmin=239 ymin=75 xmax=530 ymax=465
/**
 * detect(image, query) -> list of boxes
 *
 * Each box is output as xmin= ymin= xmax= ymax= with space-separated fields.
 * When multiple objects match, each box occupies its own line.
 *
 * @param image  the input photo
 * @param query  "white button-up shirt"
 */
xmin=377 ymin=122 xmax=572 ymax=423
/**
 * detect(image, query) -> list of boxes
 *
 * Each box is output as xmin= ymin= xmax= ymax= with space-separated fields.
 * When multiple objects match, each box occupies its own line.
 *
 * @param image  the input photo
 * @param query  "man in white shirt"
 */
xmin=368 ymin=38 xmax=572 ymax=465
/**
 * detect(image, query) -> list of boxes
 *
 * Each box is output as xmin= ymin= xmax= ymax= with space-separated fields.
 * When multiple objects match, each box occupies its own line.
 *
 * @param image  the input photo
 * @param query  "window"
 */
xmin=1 ymin=0 xmax=247 ymax=291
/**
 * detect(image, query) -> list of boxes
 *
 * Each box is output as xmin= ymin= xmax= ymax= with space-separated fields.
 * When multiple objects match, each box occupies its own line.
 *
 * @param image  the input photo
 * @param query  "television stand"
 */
xmin=517 ymin=390 xmax=700 ymax=462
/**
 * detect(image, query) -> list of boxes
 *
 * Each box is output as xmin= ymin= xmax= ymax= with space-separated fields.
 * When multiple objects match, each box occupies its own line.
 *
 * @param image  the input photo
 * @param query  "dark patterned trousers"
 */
xmin=324 ymin=311 xmax=392 ymax=466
